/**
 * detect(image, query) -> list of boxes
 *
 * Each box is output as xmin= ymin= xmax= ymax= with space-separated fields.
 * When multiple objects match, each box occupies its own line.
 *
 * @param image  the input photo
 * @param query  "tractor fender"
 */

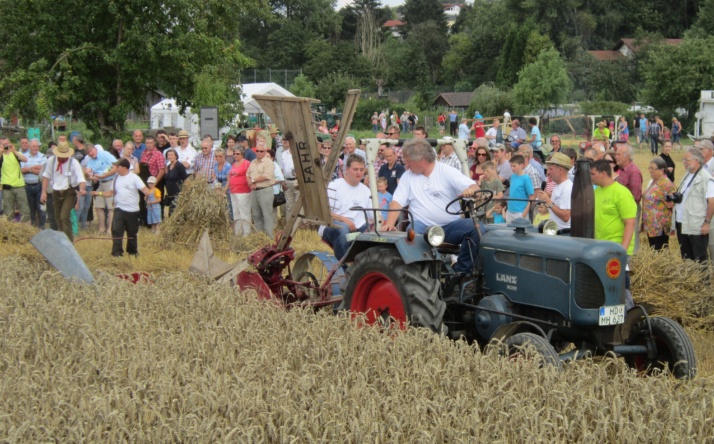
xmin=489 ymin=321 xmax=549 ymax=343
xmin=345 ymin=234 xmax=438 ymax=265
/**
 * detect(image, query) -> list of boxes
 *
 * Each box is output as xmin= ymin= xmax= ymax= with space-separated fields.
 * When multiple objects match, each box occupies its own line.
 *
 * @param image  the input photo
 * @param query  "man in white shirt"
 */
xmin=176 ymin=130 xmax=197 ymax=175
xmin=382 ymin=139 xmax=481 ymax=274
xmin=341 ymin=136 xmax=367 ymax=173
xmin=280 ymin=132 xmax=300 ymax=218
xmin=485 ymin=119 xmax=501 ymax=146
xmin=94 ymin=158 xmax=150 ymax=257
xmin=535 ymin=152 xmax=572 ymax=230
xmin=320 ymin=154 xmax=373 ymax=260
xmin=40 ymin=142 xmax=87 ymax=241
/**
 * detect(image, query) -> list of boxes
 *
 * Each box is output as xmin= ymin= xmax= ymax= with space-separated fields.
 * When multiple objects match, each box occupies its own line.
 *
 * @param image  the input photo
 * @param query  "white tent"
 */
xmin=150 ymin=99 xmax=202 ymax=145
xmin=241 ymin=83 xmax=295 ymax=115
xmin=150 ymin=83 xmax=295 ymax=144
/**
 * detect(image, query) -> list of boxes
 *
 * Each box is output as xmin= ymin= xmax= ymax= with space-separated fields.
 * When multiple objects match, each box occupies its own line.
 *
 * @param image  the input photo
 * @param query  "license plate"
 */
xmin=599 ymin=305 xmax=625 ymax=326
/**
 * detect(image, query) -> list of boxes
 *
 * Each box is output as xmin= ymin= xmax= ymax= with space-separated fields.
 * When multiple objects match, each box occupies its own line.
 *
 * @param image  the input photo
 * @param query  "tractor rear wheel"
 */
xmin=502 ymin=333 xmax=563 ymax=370
xmin=341 ymin=247 xmax=445 ymax=332
xmin=625 ymin=316 xmax=697 ymax=379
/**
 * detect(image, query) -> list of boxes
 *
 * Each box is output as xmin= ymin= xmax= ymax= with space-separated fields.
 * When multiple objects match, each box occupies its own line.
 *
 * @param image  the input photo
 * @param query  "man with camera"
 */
xmin=0 ymin=137 xmax=31 ymax=222
xmin=672 ymin=147 xmax=714 ymax=265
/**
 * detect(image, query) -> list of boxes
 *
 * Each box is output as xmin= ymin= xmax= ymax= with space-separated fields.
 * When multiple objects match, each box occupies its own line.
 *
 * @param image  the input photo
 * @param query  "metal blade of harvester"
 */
xmin=30 ymin=229 xmax=95 ymax=283
xmin=189 ymin=230 xmax=239 ymax=280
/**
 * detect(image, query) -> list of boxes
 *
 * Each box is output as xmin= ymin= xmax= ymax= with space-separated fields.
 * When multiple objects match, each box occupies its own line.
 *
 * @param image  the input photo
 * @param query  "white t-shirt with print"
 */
xmin=393 ymin=162 xmax=475 ymax=226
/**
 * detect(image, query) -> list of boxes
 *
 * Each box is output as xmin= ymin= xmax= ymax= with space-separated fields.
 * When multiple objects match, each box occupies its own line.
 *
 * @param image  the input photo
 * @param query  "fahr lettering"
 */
xmin=496 ymin=273 xmax=517 ymax=285
xmin=296 ymin=141 xmax=316 ymax=183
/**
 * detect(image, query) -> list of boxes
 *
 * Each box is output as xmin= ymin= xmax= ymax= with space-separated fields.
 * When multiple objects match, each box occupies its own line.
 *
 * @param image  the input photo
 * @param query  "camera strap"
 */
xmin=680 ymin=166 xmax=701 ymax=194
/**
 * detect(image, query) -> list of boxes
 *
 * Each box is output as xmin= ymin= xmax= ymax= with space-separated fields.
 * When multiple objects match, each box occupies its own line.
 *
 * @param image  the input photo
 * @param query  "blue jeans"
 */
xmin=77 ymin=189 xmax=93 ymax=228
xmin=413 ymin=218 xmax=481 ymax=273
xmin=372 ymin=123 xmax=378 ymax=132
xmin=322 ymin=220 xmax=368 ymax=260
xmin=650 ymin=136 xmax=659 ymax=155
xmin=25 ymin=183 xmax=46 ymax=228
xmin=402 ymin=121 xmax=409 ymax=133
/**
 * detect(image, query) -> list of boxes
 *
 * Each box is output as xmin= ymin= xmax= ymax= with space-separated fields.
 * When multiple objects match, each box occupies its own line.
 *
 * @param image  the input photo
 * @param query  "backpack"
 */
xmin=649 ymin=123 xmax=660 ymax=136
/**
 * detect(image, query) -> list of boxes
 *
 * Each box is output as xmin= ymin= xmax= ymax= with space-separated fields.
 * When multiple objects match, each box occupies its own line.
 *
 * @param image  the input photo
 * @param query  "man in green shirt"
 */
xmin=591 ymin=158 xmax=638 ymax=308
xmin=590 ymin=159 xmax=637 ymax=256
xmin=0 ymin=138 xmax=30 ymax=222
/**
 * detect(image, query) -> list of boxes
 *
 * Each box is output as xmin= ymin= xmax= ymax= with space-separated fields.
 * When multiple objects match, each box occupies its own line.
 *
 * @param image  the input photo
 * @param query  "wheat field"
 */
xmin=2 ymin=146 xmax=714 ymax=441
xmin=1 ymin=257 xmax=714 ymax=442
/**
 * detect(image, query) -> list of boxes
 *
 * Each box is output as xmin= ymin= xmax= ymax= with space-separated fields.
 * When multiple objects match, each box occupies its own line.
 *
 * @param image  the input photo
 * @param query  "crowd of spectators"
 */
xmin=2 ymin=111 xmax=714 ymax=275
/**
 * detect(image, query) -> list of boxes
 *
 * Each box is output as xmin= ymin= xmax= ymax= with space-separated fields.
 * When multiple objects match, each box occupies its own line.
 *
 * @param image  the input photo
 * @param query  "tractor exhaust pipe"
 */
xmin=570 ymin=158 xmax=595 ymax=239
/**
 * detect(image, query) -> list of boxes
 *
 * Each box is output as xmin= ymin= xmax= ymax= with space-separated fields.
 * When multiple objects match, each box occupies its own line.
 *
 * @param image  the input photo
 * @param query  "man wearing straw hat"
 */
xmin=40 ymin=142 xmax=87 ymax=241
xmin=535 ymin=152 xmax=572 ymax=231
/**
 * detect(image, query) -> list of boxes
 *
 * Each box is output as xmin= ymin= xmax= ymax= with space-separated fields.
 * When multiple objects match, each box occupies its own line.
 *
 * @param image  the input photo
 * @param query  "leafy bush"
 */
xmin=469 ymin=83 xmax=516 ymax=118
xmin=353 ymin=97 xmax=394 ymax=130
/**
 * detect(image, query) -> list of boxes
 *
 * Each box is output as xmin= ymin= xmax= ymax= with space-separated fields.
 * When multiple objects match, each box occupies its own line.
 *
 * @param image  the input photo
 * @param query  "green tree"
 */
xmin=688 ymin=0 xmax=714 ymax=37
xmin=402 ymin=0 xmax=448 ymax=36
xmin=316 ymin=73 xmax=360 ymax=109
xmin=0 ymin=0 xmax=253 ymax=135
xmin=496 ymin=26 xmax=530 ymax=88
xmin=640 ymin=36 xmax=714 ymax=121
xmin=512 ymin=48 xmax=572 ymax=114
xmin=406 ymin=21 xmax=449 ymax=83
xmin=191 ymin=65 xmax=244 ymax=128
xmin=567 ymin=49 xmax=638 ymax=103
xmin=290 ymin=74 xmax=317 ymax=98
xmin=468 ymin=83 xmax=515 ymax=119
xmin=302 ymin=40 xmax=373 ymax=84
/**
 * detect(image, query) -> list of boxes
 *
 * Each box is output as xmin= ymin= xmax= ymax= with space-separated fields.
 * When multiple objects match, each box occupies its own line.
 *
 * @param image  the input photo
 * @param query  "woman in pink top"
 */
xmin=229 ymin=146 xmax=252 ymax=235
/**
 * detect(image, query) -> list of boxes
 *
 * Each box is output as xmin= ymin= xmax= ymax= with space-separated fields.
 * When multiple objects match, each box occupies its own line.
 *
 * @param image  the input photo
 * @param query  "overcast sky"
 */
xmin=336 ymin=0 xmax=405 ymax=9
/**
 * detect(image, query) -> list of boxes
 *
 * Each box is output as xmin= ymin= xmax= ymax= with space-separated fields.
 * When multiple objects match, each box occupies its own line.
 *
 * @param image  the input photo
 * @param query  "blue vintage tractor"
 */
xmin=337 ymin=161 xmax=696 ymax=378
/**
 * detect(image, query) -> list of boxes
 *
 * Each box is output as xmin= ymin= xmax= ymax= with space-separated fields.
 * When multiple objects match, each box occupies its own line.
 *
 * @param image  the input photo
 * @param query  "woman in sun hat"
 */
xmin=40 ymin=142 xmax=87 ymax=241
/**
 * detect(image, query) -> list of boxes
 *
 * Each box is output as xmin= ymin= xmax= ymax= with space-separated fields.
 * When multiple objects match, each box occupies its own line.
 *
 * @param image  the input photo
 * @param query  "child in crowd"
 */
xmin=506 ymin=154 xmax=534 ymax=223
xmin=487 ymin=200 xmax=507 ymax=224
xmin=377 ymin=177 xmax=392 ymax=222
xmin=532 ymin=202 xmax=551 ymax=226
xmin=478 ymin=161 xmax=505 ymax=222
xmin=146 ymin=176 xmax=162 ymax=233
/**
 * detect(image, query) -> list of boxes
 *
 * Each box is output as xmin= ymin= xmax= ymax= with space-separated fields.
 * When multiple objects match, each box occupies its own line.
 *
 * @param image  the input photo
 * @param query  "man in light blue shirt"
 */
xmin=20 ymin=138 xmax=47 ymax=227
xmin=84 ymin=144 xmax=118 ymax=234
xmin=458 ymin=119 xmax=471 ymax=140
xmin=528 ymin=117 xmax=542 ymax=149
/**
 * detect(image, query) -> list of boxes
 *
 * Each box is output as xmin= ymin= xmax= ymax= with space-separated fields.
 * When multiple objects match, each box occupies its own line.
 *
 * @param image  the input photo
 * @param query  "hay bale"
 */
xmin=0 ymin=219 xmax=38 ymax=244
xmin=160 ymin=178 xmax=231 ymax=245
xmin=630 ymin=245 xmax=713 ymax=330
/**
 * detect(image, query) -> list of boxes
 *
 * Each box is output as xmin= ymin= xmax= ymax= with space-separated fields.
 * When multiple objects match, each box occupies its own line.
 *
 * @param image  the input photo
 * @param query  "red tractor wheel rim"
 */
xmin=351 ymin=272 xmax=407 ymax=327
xmin=632 ymin=337 xmax=671 ymax=372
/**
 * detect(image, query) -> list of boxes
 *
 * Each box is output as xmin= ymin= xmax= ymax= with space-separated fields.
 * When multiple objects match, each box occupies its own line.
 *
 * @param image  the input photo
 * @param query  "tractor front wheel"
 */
xmin=625 ymin=316 xmax=697 ymax=379
xmin=501 ymin=333 xmax=563 ymax=370
xmin=341 ymin=247 xmax=445 ymax=332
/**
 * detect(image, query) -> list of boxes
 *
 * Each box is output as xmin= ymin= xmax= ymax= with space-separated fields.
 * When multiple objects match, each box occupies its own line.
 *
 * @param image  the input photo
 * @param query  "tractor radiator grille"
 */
xmin=546 ymin=258 xmax=570 ymax=283
xmin=574 ymin=263 xmax=605 ymax=308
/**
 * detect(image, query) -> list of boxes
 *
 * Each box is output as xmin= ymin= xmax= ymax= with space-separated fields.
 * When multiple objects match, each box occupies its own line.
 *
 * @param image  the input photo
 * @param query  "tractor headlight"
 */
xmin=425 ymin=226 xmax=445 ymax=247
xmin=538 ymin=220 xmax=559 ymax=235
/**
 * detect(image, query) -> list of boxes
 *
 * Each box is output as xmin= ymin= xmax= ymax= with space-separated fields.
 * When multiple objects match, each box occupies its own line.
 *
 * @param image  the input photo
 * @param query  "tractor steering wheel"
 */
xmin=445 ymin=190 xmax=494 ymax=215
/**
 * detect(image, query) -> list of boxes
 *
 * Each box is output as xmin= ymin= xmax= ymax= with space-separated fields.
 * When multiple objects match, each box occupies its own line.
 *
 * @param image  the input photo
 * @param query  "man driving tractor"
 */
xmin=381 ymin=139 xmax=481 ymax=274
